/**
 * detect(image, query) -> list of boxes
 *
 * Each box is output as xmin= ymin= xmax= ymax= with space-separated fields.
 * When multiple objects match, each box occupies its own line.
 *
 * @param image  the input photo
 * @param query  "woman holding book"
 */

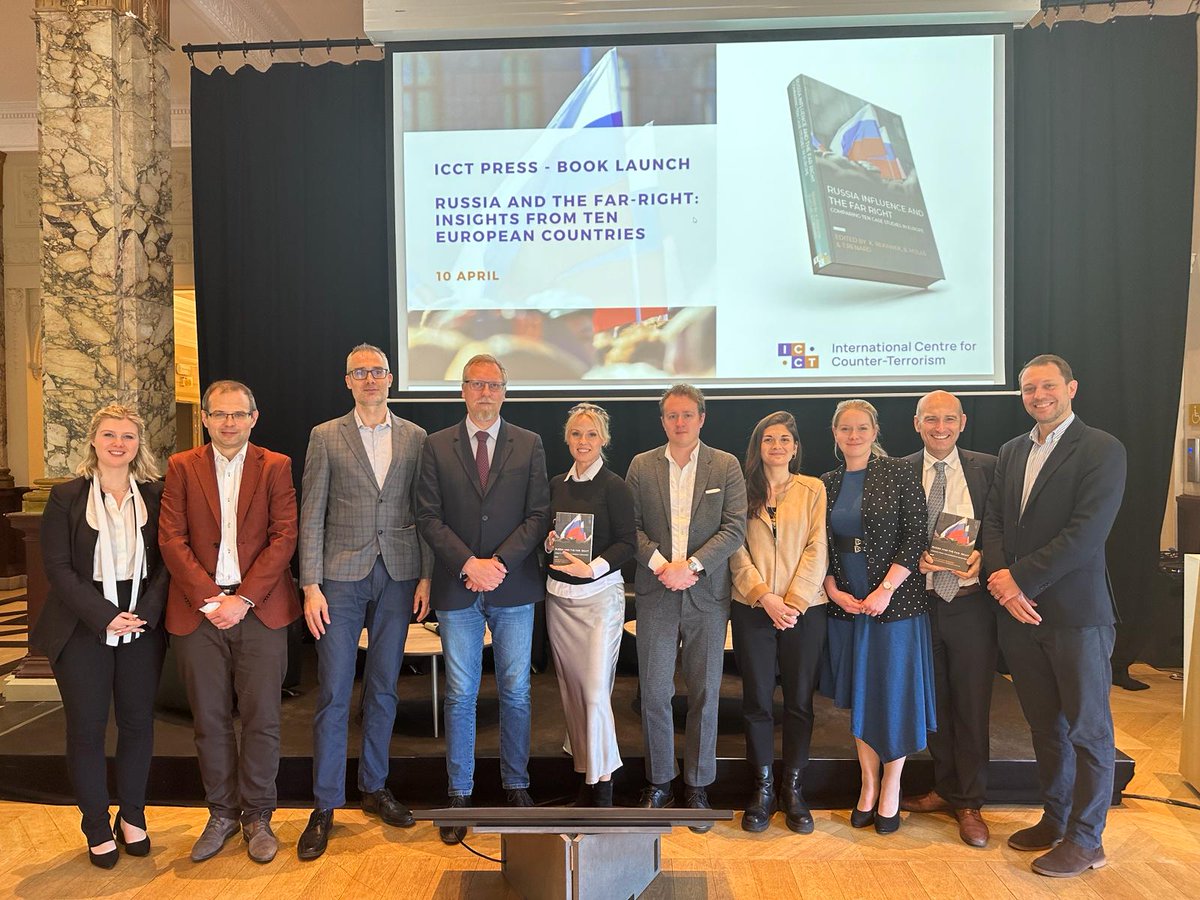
xmin=33 ymin=403 xmax=169 ymax=867
xmin=730 ymin=411 xmax=829 ymax=834
xmin=544 ymin=403 xmax=636 ymax=806
xmin=821 ymin=399 xmax=935 ymax=835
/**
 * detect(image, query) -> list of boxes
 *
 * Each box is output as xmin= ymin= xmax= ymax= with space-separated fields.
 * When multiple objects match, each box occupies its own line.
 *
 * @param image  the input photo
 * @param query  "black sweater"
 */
xmin=547 ymin=466 xmax=636 ymax=588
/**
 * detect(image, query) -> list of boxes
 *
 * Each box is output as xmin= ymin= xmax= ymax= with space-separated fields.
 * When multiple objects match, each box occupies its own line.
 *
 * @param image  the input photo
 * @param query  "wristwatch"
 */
xmin=687 ymin=557 xmax=703 ymax=574
xmin=881 ymin=579 xmax=896 ymax=592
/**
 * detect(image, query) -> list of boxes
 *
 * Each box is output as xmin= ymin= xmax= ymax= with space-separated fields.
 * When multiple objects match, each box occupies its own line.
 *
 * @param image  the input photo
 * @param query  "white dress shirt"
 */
xmin=213 ymin=444 xmax=248 ymax=587
xmin=91 ymin=489 xmax=139 ymax=581
xmin=921 ymin=447 xmax=978 ymax=589
xmin=355 ymin=409 xmax=392 ymax=489
xmin=1021 ymin=412 xmax=1076 ymax=517
xmin=648 ymin=444 xmax=700 ymax=572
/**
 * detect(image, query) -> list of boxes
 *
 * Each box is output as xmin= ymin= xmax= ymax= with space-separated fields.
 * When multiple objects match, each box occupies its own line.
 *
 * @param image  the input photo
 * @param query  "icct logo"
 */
xmin=778 ymin=342 xmax=819 ymax=369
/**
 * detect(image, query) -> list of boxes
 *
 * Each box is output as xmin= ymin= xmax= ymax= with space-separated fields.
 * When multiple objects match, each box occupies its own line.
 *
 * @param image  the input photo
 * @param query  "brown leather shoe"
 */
xmin=1008 ymin=816 xmax=1065 ymax=851
xmin=954 ymin=809 xmax=989 ymax=847
xmin=1031 ymin=839 xmax=1106 ymax=877
xmin=900 ymin=790 xmax=950 ymax=813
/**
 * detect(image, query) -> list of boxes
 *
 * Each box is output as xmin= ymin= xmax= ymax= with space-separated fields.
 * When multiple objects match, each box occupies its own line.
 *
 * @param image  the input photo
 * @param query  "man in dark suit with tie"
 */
xmin=417 ymin=354 xmax=550 ymax=843
xmin=159 ymin=380 xmax=301 ymax=864
xmin=899 ymin=391 xmax=997 ymax=847
xmin=296 ymin=343 xmax=432 ymax=859
xmin=982 ymin=354 xmax=1126 ymax=878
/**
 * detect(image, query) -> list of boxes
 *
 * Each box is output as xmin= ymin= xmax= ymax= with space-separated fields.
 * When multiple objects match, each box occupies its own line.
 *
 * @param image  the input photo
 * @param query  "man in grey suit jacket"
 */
xmin=899 ymin=391 xmax=998 ymax=847
xmin=296 ymin=343 xmax=432 ymax=860
xmin=417 ymin=354 xmax=550 ymax=843
xmin=982 ymin=355 xmax=1126 ymax=878
xmin=626 ymin=384 xmax=747 ymax=828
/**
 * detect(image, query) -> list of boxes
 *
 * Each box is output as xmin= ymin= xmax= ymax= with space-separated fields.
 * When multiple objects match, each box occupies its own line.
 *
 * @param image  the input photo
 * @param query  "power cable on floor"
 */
xmin=1123 ymin=792 xmax=1200 ymax=811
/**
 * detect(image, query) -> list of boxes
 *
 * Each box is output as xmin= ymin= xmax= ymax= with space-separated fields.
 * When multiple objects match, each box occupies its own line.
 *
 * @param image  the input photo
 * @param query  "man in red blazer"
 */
xmin=160 ymin=380 xmax=300 ymax=865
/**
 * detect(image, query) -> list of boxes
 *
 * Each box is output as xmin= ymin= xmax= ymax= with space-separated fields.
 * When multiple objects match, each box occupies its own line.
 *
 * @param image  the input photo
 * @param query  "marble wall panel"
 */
xmin=36 ymin=8 xmax=174 ymax=476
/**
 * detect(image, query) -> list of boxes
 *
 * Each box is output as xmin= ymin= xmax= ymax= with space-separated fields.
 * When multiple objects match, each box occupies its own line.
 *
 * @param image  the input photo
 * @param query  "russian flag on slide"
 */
xmin=547 ymin=48 xmax=624 ymax=129
xmin=831 ymin=104 xmax=906 ymax=180
xmin=560 ymin=514 xmax=589 ymax=542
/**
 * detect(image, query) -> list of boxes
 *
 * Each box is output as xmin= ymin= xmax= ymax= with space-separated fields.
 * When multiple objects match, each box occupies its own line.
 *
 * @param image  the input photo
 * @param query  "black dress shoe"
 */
xmin=297 ymin=808 xmax=334 ymax=860
xmin=684 ymin=785 xmax=713 ymax=834
xmin=849 ymin=806 xmax=876 ymax=829
xmin=439 ymin=795 xmax=470 ymax=845
xmin=113 ymin=814 xmax=150 ymax=856
xmin=506 ymin=788 xmax=535 ymax=808
xmin=362 ymin=787 xmax=415 ymax=827
xmin=778 ymin=768 xmax=814 ymax=835
xmin=88 ymin=846 xmax=119 ymax=869
xmin=592 ymin=781 xmax=614 ymax=808
xmin=637 ymin=784 xmax=676 ymax=809
xmin=1113 ymin=670 xmax=1150 ymax=691
xmin=741 ymin=766 xmax=776 ymax=833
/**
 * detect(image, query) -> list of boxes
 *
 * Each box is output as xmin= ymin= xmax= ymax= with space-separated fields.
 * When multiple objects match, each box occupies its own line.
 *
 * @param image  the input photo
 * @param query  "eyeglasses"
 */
xmin=348 ymin=367 xmax=390 ymax=380
xmin=206 ymin=411 xmax=253 ymax=422
xmin=464 ymin=380 xmax=507 ymax=393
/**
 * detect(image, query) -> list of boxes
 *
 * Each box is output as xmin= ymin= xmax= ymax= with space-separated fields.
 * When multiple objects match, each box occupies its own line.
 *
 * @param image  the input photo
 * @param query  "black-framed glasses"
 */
xmin=206 ymin=410 xmax=253 ymax=422
xmin=348 ymin=367 xmax=390 ymax=380
xmin=464 ymin=380 xmax=507 ymax=393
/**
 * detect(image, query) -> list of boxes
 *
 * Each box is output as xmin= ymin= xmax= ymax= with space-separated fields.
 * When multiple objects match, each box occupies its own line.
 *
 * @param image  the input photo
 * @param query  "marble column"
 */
xmin=35 ymin=0 xmax=174 ymax=477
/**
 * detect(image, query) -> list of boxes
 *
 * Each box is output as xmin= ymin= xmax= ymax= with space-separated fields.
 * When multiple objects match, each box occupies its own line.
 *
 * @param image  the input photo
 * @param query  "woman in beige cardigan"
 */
xmin=731 ymin=411 xmax=829 ymax=835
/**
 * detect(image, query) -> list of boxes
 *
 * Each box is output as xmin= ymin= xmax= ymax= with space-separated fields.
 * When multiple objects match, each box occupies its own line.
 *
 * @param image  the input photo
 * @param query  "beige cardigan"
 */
xmin=731 ymin=473 xmax=828 ymax=613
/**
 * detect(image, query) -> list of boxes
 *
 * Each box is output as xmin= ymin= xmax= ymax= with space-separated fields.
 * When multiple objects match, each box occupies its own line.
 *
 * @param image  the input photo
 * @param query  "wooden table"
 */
xmin=358 ymin=624 xmax=492 ymax=738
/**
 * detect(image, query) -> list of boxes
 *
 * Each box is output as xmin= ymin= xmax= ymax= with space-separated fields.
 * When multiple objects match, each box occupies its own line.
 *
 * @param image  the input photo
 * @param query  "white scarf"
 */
xmin=87 ymin=474 xmax=147 ymax=646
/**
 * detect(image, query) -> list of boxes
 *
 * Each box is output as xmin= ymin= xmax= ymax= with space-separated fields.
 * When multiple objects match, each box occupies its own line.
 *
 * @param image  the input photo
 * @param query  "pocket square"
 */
xmin=705 ymin=487 xmax=721 ymax=494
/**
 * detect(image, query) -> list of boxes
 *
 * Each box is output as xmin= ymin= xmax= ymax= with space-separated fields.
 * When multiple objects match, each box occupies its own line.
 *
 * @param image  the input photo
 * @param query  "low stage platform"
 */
xmin=0 ymin=640 xmax=1133 ymax=810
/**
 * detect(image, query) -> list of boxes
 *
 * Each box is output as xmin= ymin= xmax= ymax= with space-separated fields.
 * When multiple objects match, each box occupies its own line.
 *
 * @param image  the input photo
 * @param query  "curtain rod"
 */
xmin=182 ymin=38 xmax=379 ymax=63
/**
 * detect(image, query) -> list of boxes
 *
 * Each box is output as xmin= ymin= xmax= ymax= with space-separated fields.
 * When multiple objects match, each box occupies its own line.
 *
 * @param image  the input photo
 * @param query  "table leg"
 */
xmin=432 ymin=654 xmax=440 ymax=738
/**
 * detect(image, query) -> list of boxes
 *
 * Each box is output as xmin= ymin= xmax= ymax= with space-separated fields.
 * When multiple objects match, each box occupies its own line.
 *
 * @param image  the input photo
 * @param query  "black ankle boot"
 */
xmin=593 ymin=781 xmax=614 ymax=808
xmin=779 ymin=768 xmax=814 ymax=834
xmin=741 ymin=765 xmax=776 ymax=832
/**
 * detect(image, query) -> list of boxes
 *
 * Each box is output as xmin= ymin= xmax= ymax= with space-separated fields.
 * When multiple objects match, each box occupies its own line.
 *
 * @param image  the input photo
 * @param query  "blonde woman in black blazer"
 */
xmin=820 ymin=399 xmax=934 ymax=835
xmin=33 ymin=403 xmax=169 ymax=868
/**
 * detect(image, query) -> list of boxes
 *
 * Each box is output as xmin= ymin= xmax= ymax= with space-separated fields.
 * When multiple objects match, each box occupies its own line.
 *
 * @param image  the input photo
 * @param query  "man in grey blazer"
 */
xmin=899 ymin=391 xmax=998 ymax=847
xmin=296 ymin=343 xmax=432 ymax=860
xmin=626 ymin=384 xmax=746 ymax=828
xmin=982 ymin=354 xmax=1126 ymax=878
xmin=417 ymin=354 xmax=550 ymax=843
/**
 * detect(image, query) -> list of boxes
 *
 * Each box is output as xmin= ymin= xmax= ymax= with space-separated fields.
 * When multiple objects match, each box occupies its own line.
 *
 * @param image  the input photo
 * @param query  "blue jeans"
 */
xmin=312 ymin=557 xmax=414 ymax=808
xmin=438 ymin=596 xmax=534 ymax=797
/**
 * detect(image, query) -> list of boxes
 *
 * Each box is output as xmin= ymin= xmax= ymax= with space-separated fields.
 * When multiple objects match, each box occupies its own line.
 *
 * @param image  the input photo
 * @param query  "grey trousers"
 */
xmin=636 ymin=588 xmax=730 ymax=787
xmin=174 ymin=613 xmax=288 ymax=821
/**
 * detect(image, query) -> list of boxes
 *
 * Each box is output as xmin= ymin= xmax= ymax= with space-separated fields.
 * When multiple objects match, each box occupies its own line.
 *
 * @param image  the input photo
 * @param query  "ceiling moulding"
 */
xmin=180 ymin=0 xmax=299 ymax=43
xmin=364 ymin=0 xmax=1040 ymax=43
xmin=0 ymin=102 xmax=191 ymax=151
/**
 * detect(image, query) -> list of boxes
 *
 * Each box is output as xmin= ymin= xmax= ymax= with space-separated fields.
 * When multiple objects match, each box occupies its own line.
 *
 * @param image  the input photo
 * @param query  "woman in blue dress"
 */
xmin=821 ymin=399 xmax=934 ymax=834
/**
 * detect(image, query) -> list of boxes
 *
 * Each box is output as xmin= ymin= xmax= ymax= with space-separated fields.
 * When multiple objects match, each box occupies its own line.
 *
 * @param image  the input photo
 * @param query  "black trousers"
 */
xmin=51 ymin=613 xmax=165 ymax=846
xmin=925 ymin=589 xmax=998 ymax=809
xmin=997 ymin=614 xmax=1116 ymax=849
xmin=730 ymin=601 xmax=827 ymax=769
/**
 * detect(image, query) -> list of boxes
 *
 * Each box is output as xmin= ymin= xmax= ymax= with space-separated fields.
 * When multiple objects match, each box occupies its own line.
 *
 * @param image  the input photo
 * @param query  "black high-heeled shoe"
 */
xmin=849 ymin=805 xmax=876 ymax=828
xmin=113 ymin=814 xmax=151 ymax=857
xmin=88 ymin=845 xmax=119 ymax=869
xmin=874 ymin=810 xmax=901 ymax=834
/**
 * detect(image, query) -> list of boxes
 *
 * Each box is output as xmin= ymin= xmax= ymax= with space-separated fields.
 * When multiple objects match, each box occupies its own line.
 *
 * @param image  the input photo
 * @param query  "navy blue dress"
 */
xmin=822 ymin=469 xmax=936 ymax=762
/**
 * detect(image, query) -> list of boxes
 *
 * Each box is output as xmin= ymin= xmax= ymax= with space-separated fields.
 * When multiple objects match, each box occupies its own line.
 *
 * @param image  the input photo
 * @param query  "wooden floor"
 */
xmin=1 ymin=663 xmax=1197 ymax=899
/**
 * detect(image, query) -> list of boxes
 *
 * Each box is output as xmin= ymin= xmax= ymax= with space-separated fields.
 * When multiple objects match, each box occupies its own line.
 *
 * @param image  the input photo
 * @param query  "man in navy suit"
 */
xmin=417 ymin=354 xmax=550 ymax=843
xmin=982 ymin=355 xmax=1126 ymax=878
xmin=900 ymin=391 xmax=997 ymax=847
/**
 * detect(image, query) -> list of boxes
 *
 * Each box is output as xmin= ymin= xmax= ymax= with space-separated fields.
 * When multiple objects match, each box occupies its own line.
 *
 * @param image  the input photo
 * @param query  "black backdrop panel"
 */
xmin=190 ymin=18 xmax=1196 ymax=662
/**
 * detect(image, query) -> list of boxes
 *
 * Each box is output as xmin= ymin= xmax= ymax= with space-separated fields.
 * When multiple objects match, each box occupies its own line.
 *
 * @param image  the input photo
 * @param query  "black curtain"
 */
xmin=190 ymin=17 xmax=1195 ymax=661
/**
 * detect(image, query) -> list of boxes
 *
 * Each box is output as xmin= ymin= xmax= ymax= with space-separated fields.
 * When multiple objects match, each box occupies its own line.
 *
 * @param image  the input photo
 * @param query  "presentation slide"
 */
xmin=391 ymin=32 xmax=1006 ymax=391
